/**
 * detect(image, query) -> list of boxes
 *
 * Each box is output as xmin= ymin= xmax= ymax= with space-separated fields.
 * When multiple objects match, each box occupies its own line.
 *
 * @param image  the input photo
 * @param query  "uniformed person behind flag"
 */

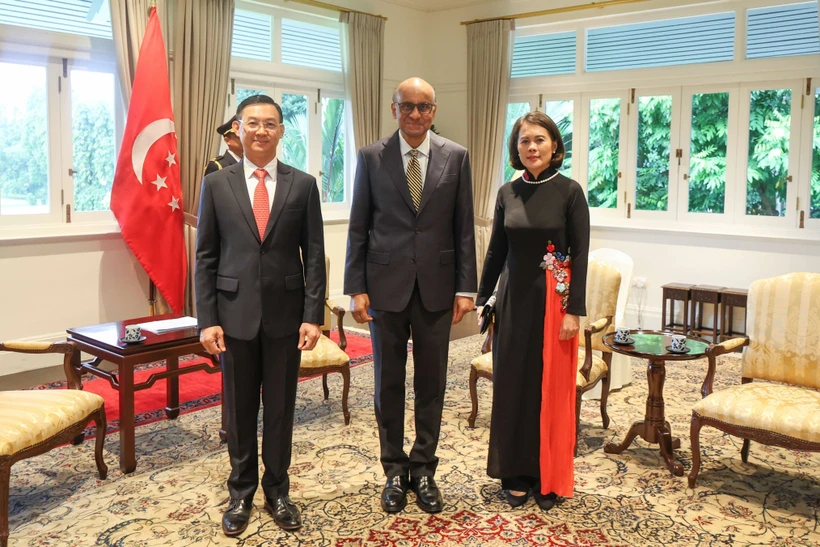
xmin=203 ymin=115 xmax=243 ymax=176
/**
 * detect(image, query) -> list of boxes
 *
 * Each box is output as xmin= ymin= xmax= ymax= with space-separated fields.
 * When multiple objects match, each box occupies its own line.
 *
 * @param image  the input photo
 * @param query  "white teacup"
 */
xmin=670 ymin=334 xmax=687 ymax=352
xmin=124 ymin=324 xmax=142 ymax=342
xmin=614 ymin=327 xmax=631 ymax=343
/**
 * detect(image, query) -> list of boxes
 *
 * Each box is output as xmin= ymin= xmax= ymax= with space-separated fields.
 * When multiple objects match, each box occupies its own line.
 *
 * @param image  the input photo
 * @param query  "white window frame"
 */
xmin=539 ymin=93 xmax=581 ymax=183
xmin=735 ymin=79 xmax=803 ymax=228
xmin=500 ymin=94 xmax=538 ymax=185
xmin=796 ymin=81 xmax=819 ymax=230
xmin=0 ymin=31 xmax=120 ymax=230
xmin=627 ymin=87 xmax=683 ymax=223
xmin=580 ymin=90 xmax=629 ymax=223
xmin=677 ymin=84 xmax=740 ymax=225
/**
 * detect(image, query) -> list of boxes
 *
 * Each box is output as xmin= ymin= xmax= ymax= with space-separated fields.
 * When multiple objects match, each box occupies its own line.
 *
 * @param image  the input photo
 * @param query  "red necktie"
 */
xmin=252 ymin=168 xmax=270 ymax=239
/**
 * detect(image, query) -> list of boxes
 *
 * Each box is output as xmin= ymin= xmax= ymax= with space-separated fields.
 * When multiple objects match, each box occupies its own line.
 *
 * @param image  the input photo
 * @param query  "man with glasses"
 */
xmin=203 ymin=115 xmax=243 ymax=176
xmin=345 ymin=77 xmax=477 ymax=514
xmin=196 ymin=94 xmax=326 ymax=536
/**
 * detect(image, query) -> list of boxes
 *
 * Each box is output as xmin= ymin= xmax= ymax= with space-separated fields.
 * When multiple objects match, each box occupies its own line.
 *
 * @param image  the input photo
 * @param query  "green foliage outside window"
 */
xmin=281 ymin=93 xmax=308 ymax=173
xmin=0 ymin=87 xmax=49 ymax=212
xmin=689 ymin=93 xmax=729 ymax=213
xmin=636 ymin=95 xmax=672 ymax=211
xmin=543 ymin=100 xmax=573 ymax=178
xmin=746 ymin=89 xmax=791 ymax=217
xmin=811 ymin=90 xmax=820 ymax=219
xmin=502 ymin=102 xmax=532 ymax=183
xmin=321 ymin=97 xmax=345 ymax=203
xmin=72 ymin=100 xmax=115 ymax=212
xmin=587 ymin=98 xmax=620 ymax=208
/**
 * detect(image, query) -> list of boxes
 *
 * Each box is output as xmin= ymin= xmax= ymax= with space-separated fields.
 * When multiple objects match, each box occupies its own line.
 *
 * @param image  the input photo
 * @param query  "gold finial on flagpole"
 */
xmin=149 ymin=0 xmax=157 ymax=6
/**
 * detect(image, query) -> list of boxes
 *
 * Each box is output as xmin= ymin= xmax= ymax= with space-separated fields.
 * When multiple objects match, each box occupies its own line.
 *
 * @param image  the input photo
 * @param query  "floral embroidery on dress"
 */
xmin=539 ymin=241 xmax=571 ymax=311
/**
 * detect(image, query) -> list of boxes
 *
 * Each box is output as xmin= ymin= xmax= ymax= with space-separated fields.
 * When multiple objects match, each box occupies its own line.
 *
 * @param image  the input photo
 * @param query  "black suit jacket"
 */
xmin=195 ymin=160 xmax=326 ymax=340
xmin=344 ymin=131 xmax=477 ymax=313
xmin=203 ymin=150 xmax=238 ymax=177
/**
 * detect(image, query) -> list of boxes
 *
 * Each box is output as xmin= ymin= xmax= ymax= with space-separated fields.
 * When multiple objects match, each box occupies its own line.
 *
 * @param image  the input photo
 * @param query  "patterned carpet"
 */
xmin=7 ymin=335 xmax=820 ymax=546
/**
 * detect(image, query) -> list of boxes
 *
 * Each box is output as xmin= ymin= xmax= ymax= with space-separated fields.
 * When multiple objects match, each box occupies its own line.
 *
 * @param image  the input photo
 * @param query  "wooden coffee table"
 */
xmin=66 ymin=314 xmax=223 ymax=474
xmin=602 ymin=330 xmax=709 ymax=476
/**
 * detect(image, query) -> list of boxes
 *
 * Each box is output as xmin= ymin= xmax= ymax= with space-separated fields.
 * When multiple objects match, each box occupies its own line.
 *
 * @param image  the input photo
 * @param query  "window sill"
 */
xmin=0 ymin=221 xmax=122 ymax=243
xmin=591 ymin=218 xmax=820 ymax=243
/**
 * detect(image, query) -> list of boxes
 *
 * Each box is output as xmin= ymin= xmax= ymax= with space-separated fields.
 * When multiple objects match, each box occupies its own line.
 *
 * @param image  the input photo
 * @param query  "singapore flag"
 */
xmin=110 ymin=6 xmax=186 ymax=314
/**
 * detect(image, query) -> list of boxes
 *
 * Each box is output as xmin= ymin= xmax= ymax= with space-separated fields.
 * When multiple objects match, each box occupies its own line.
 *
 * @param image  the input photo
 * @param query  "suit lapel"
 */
xmin=417 ymin=133 xmax=450 ymax=216
xmin=381 ymin=131 xmax=417 ymax=215
xmin=227 ymin=162 xmax=260 ymax=242
xmin=262 ymin=161 xmax=293 ymax=243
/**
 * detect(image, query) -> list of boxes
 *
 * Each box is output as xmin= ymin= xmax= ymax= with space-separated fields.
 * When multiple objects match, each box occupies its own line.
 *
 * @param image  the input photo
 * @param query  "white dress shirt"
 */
xmin=243 ymin=156 xmax=278 ymax=210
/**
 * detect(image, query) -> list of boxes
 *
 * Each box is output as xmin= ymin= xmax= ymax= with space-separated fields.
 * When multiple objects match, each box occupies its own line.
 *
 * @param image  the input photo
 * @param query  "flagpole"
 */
xmin=149 ymin=281 xmax=157 ymax=316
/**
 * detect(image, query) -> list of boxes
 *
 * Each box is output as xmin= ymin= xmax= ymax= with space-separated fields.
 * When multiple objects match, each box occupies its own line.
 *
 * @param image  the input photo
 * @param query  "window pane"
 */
xmin=588 ymin=98 xmax=620 ymax=208
xmin=502 ymin=102 xmax=531 ymax=183
xmin=236 ymin=87 xmax=265 ymax=106
xmin=232 ymin=9 xmax=272 ymax=61
xmin=812 ymin=89 xmax=820 ymax=219
xmin=72 ymin=69 xmax=116 ymax=212
xmin=321 ymin=97 xmax=345 ymax=203
xmin=689 ymin=92 xmax=728 ymax=213
xmin=746 ymin=89 xmax=791 ymax=217
xmin=636 ymin=95 xmax=672 ymax=211
xmin=0 ymin=62 xmax=49 ymax=216
xmin=543 ymin=100 xmax=573 ymax=178
xmin=281 ymin=93 xmax=308 ymax=173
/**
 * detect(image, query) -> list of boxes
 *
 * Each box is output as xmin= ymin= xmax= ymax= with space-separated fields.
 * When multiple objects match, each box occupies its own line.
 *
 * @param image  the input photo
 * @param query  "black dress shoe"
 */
xmin=381 ymin=475 xmax=409 ymax=513
xmin=534 ymin=491 xmax=558 ymax=511
xmin=503 ymin=489 xmax=530 ymax=508
xmin=411 ymin=476 xmax=443 ymax=514
xmin=264 ymin=495 xmax=302 ymax=531
xmin=222 ymin=498 xmax=253 ymax=537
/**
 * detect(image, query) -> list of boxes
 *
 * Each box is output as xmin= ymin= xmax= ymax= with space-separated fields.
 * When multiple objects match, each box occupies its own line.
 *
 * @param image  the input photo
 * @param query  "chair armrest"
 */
xmin=0 ymin=341 xmax=74 ymax=354
xmin=326 ymin=302 xmax=348 ymax=352
xmin=701 ymin=337 xmax=749 ymax=398
xmin=481 ymin=323 xmax=494 ymax=354
xmin=579 ymin=317 xmax=611 ymax=382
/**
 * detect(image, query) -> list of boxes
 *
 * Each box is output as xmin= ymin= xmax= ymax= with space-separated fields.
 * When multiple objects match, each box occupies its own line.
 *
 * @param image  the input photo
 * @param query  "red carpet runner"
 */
xmin=32 ymin=331 xmax=378 ymax=435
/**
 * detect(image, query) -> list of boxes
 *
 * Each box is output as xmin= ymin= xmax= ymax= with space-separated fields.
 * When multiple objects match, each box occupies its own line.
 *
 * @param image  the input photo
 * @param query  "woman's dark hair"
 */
xmin=507 ymin=111 xmax=565 ymax=171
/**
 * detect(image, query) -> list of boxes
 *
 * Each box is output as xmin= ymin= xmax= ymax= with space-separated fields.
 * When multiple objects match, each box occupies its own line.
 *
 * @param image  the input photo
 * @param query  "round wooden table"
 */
xmin=602 ymin=330 xmax=709 ymax=476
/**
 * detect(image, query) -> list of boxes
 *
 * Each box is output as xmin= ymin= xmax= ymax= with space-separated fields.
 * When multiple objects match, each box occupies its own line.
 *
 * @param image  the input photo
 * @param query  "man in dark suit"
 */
xmin=344 ymin=77 xmax=477 ymax=514
xmin=196 ymin=95 xmax=326 ymax=536
xmin=203 ymin=115 xmax=243 ymax=176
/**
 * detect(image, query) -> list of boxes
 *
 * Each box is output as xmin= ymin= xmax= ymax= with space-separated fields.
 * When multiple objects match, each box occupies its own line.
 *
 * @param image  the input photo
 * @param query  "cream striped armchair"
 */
xmin=689 ymin=272 xmax=820 ymax=487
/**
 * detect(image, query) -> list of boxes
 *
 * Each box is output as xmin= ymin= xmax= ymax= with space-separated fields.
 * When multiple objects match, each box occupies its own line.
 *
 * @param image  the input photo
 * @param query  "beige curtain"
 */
xmin=172 ymin=0 xmax=235 ymax=315
xmin=339 ymin=12 xmax=385 ymax=149
xmin=466 ymin=20 xmax=513 ymax=271
xmin=110 ymin=0 xmax=170 ymax=106
xmin=110 ymin=0 xmax=172 ymax=314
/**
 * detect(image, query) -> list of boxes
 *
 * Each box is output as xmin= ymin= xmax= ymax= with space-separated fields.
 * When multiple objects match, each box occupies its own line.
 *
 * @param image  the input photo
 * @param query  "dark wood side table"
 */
xmin=661 ymin=283 xmax=694 ymax=334
xmin=603 ymin=330 xmax=709 ymax=476
xmin=690 ymin=285 xmax=725 ymax=343
xmin=720 ymin=288 xmax=749 ymax=345
xmin=66 ymin=314 xmax=224 ymax=474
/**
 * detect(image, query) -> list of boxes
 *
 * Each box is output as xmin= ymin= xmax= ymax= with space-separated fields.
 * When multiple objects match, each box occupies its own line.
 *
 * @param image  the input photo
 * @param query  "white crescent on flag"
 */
xmin=131 ymin=118 xmax=175 ymax=184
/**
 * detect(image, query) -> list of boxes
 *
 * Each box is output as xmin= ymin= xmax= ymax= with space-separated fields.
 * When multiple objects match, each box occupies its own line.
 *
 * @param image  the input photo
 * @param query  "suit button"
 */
xmin=415 ymin=229 xmax=420 ymax=234
xmin=261 ymin=250 xmax=266 ymax=255
xmin=411 ymin=257 xmax=416 ymax=263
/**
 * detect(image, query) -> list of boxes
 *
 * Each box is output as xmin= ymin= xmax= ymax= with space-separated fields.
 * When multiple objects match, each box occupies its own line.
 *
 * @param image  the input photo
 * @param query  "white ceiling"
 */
xmin=379 ymin=0 xmax=504 ymax=13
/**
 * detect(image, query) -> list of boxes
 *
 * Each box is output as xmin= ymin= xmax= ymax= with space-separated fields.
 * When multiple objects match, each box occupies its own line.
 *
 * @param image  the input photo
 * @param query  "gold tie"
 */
xmin=407 ymin=149 xmax=423 ymax=211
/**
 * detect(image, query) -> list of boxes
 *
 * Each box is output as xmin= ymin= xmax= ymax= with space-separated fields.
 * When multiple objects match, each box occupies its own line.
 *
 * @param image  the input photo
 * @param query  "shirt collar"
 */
xmin=399 ymin=130 xmax=431 ymax=159
xmin=243 ymin=156 xmax=278 ymax=181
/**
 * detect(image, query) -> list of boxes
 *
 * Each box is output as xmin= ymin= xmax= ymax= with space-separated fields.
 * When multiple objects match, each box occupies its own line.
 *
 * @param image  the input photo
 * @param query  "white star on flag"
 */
xmin=151 ymin=174 xmax=168 ymax=191
xmin=168 ymin=196 xmax=180 ymax=211
xmin=166 ymin=151 xmax=176 ymax=167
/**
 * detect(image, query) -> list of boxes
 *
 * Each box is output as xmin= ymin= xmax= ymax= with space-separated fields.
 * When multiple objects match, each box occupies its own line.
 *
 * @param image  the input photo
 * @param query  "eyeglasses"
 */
xmin=395 ymin=102 xmax=435 ymax=115
xmin=240 ymin=120 xmax=280 ymax=132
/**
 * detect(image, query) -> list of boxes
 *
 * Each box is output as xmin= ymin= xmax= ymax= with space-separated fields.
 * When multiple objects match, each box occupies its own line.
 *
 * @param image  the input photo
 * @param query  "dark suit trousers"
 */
xmin=370 ymin=283 xmax=452 ymax=478
xmin=221 ymin=327 xmax=301 ymax=501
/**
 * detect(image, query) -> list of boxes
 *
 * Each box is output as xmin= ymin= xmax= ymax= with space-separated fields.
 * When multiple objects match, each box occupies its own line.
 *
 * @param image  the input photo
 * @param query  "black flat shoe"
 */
xmin=534 ymin=491 xmax=558 ymax=511
xmin=222 ymin=498 xmax=253 ymax=537
xmin=264 ymin=495 xmax=302 ymax=531
xmin=411 ymin=476 xmax=443 ymax=514
xmin=503 ymin=489 xmax=530 ymax=508
xmin=381 ymin=475 xmax=409 ymax=513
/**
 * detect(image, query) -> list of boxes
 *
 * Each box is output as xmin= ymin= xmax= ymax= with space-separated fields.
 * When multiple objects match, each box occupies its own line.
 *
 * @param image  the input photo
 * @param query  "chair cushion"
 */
xmin=471 ymin=352 xmax=492 ymax=374
xmin=576 ymin=351 xmax=607 ymax=388
xmin=0 ymin=390 xmax=104 ymax=456
xmin=693 ymin=383 xmax=820 ymax=443
xmin=300 ymin=334 xmax=349 ymax=369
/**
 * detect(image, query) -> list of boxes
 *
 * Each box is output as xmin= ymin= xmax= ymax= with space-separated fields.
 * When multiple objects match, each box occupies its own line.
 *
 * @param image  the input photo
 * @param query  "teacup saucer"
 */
xmin=665 ymin=345 xmax=690 ymax=354
xmin=120 ymin=336 xmax=147 ymax=345
xmin=613 ymin=337 xmax=635 ymax=345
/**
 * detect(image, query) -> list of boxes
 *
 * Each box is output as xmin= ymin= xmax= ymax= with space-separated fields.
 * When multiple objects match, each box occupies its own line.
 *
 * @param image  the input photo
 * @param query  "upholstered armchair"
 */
xmin=689 ymin=272 xmax=820 ymax=488
xmin=0 ymin=341 xmax=107 ymax=547
xmin=467 ymin=257 xmax=621 ymax=456
xmin=297 ymin=257 xmax=351 ymax=425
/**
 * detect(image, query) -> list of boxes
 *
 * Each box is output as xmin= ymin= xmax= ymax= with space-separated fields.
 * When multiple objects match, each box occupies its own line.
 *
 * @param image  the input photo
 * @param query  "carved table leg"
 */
xmin=119 ymin=365 xmax=137 ymax=474
xmin=164 ymin=356 xmax=180 ymax=419
xmin=605 ymin=421 xmax=645 ymax=454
